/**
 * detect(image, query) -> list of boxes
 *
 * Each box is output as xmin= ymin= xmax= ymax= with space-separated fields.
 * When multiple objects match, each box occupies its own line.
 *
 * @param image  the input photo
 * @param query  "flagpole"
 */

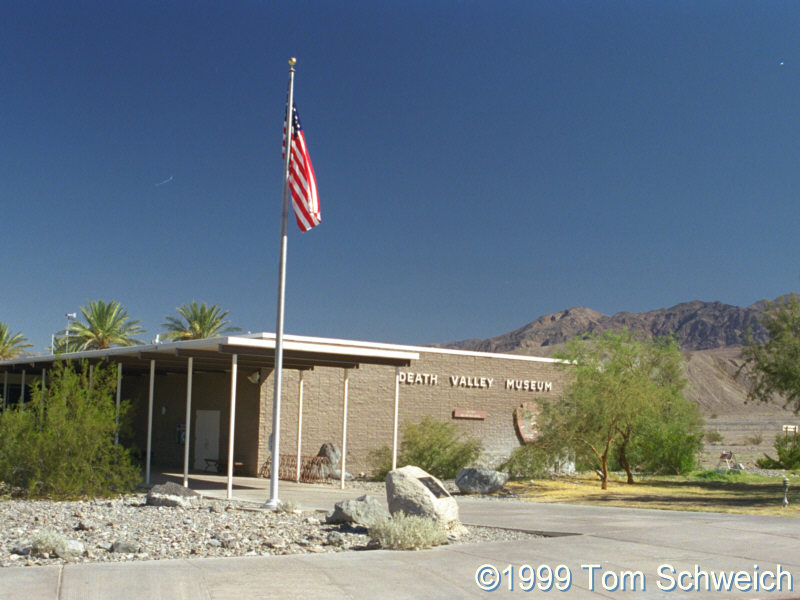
xmin=265 ymin=57 xmax=296 ymax=508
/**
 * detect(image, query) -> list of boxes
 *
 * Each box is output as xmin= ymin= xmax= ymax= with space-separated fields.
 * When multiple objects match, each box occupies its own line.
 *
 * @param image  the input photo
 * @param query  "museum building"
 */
xmin=0 ymin=333 xmax=568 ymax=483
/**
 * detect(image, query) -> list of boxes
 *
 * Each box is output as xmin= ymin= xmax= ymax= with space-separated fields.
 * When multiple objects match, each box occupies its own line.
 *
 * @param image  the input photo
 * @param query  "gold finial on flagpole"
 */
xmin=289 ymin=57 xmax=297 ymax=69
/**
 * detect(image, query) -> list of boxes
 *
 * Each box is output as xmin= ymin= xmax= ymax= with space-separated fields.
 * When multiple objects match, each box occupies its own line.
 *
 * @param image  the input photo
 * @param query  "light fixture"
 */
xmin=248 ymin=371 xmax=261 ymax=384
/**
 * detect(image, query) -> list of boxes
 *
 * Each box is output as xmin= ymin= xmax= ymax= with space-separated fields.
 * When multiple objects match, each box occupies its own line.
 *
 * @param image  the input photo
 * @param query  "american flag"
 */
xmin=283 ymin=104 xmax=320 ymax=232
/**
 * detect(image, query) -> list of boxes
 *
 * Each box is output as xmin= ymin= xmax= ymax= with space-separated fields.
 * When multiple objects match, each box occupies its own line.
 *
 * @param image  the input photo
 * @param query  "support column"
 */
xmin=3 ymin=371 xmax=7 ymax=411
xmin=115 ymin=363 xmax=122 ymax=445
xmin=182 ymin=357 xmax=194 ymax=488
xmin=20 ymin=370 xmax=26 ymax=405
xmin=226 ymin=354 xmax=238 ymax=500
xmin=41 ymin=368 xmax=46 ymax=392
xmin=145 ymin=360 xmax=155 ymax=485
xmin=295 ymin=371 xmax=304 ymax=483
xmin=392 ymin=367 xmax=400 ymax=470
xmin=340 ymin=369 xmax=350 ymax=490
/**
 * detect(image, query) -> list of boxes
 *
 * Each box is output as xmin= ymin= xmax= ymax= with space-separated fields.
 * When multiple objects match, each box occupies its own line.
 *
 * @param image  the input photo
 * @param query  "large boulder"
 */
xmin=146 ymin=481 xmax=200 ymax=508
xmin=456 ymin=467 xmax=509 ymax=495
xmin=317 ymin=442 xmax=342 ymax=479
xmin=317 ymin=442 xmax=342 ymax=467
xmin=325 ymin=494 xmax=389 ymax=527
xmin=385 ymin=465 xmax=460 ymax=526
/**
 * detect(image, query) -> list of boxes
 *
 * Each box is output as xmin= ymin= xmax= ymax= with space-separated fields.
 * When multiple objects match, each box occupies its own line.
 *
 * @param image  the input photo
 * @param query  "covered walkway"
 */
xmin=0 ymin=333 xmax=418 ymax=503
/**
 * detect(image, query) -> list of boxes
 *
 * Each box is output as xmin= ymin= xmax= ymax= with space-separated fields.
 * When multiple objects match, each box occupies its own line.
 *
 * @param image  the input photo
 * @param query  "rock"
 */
xmin=11 ymin=545 xmax=30 ymax=556
xmin=220 ymin=538 xmax=238 ymax=549
xmin=385 ymin=465 xmax=460 ymax=526
xmin=325 ymin=495 xmax=389 ymax=527
xmin=455 ymin=467 xmax=509 ymax=494
xmin=325 ymin=531 xmax=346 ymax=547
xmin=54 ymin=539 xmax=85 ymax=559
xmin=111 ymin=540 xmax=139 ymax=554
xmin=329 ymin=469 xmax=353 ymax=481
xmin=146 ymin=481 xmax=200 ymax=508
xmin=316 ymin=442 xmax=341 ymax=478
xmin=317 ymin=442 xmax=342 ymax=468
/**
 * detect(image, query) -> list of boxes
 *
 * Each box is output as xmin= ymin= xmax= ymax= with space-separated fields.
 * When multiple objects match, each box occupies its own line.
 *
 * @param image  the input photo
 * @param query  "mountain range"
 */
xmin=439 ymin=297 xmax=791 ymax=414
xmin=441 ymin=299 xmax=772 ymax=354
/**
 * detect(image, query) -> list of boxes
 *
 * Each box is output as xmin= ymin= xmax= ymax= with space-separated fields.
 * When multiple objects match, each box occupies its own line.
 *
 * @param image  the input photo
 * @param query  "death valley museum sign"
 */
xmin=396 ymin=371 xmax=553 ymax=393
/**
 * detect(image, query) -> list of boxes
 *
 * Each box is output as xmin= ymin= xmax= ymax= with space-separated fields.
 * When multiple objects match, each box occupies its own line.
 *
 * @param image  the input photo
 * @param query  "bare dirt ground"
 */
xmin=699 ymin=407 xmax=796 ymax=470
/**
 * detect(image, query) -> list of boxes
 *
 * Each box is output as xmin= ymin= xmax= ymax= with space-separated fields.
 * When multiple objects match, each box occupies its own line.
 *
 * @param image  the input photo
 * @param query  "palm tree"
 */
xmin=51 ymin=333 xmax=79 ymax=354
xmin=67 ymin=300 xmax=146 ymax=350
xmin=0 ymin=322 xmax=33 ymax=359
xmin=161 ymin=301 xmax=241 ymax=341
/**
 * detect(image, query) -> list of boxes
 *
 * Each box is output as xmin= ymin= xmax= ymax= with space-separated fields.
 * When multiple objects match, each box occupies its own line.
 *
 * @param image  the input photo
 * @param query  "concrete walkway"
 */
xmin=2 ymin=473 xmax=799 ymax=599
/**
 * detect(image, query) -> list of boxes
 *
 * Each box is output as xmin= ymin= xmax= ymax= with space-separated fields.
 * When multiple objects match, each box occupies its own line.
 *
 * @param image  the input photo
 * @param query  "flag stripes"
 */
xmin=282 ymin=105 xmax=320 ymax=232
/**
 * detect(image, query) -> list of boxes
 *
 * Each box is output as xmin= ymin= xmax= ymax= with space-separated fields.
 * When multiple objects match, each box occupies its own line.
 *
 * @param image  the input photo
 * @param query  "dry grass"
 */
xmin=503 ymin=473 xmax=800 ymax=517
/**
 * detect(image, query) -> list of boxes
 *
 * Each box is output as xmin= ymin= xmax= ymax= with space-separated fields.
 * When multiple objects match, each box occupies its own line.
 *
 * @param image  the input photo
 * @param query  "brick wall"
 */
xmin=258 ymin=348 xmax=570 ymax=476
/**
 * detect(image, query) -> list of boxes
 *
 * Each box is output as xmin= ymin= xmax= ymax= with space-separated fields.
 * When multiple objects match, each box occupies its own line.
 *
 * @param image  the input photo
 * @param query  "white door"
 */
xmin=194 ymin=410 xmax=220 ymax=470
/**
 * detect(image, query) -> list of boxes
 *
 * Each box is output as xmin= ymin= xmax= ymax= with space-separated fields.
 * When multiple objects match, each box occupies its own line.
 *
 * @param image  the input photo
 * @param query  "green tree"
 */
xmin=65 ymin=300 xmax=145 ymax=351
xmin=0 ymin=361 xmax=140 ymax=498
xmin=161 ymin=301 xmax=241 ymax=341
xmin=544 ymin=330 xmax=698 ymax=488
xmin=0 ymin=322 xmax=33 ymax=359
xmin=741 ymin=293 xmax=800 ymax=413
xmin=623 ymin=394 xmax=703 ymax=475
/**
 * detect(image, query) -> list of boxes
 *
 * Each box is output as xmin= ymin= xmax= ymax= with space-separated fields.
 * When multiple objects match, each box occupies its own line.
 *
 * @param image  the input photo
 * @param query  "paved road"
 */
xmin=2 ymin=474 xmax=799 ymax=599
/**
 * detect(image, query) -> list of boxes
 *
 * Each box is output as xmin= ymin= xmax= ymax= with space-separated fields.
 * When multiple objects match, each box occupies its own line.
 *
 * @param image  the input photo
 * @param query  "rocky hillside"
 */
xmin=441 ymin=300 xmax=771 ymax=354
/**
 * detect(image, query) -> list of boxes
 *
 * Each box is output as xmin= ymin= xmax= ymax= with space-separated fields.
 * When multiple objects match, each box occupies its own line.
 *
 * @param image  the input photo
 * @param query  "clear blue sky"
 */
xmin=2 ymin=1 xmax=799 ymax=352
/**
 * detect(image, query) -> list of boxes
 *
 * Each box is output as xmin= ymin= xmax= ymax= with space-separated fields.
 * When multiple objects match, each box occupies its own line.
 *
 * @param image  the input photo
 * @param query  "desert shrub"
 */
xmin=276 ymin=500 xmax=299 ymax=513
xmin=705 ymin=430 xmax=724 ymax=444
xmin=369 ymin=416 xmax=481 ymax=480
xmin=368 ymin=446 xmax=393 ymax=480
xmin=756 ymin=435 xmax=800 ymax=469
xmin=745 ymin=432 xmax=765 ymax=445
xmin=497 ymin=444 xmax=549 ymax=479
xmin=368 ymin=512 xmax=447 ymax=550
xmin=30 ymin=530 xmax=68 ymax=555
xmin=0 ymin=361 xmax=140 ymax=498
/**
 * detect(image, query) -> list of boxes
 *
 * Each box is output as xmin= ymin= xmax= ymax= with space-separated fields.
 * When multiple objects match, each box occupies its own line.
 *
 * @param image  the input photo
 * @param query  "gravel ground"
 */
xmin=0 ymin=487 xmax=538 ymax=568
